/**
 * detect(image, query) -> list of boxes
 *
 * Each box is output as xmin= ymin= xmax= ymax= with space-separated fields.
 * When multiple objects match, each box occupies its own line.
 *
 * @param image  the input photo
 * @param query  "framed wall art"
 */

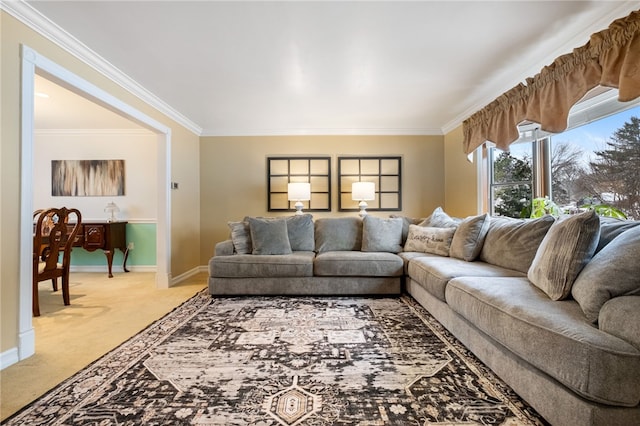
xmin=267 ymin=156 xmax=331 ymax=212
xmin=338 ymin=156 xmax=402 ymax=212
xmin=52 ymin=159 xmax=125 ymax=196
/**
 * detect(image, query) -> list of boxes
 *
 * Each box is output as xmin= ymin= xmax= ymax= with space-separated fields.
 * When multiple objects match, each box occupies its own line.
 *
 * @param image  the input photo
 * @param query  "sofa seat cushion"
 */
xmin=314 ymin=251 xmax=403 ymax=277
xmin=445 ymin=276 xmax=640 ymax=407
xmin=209 ymin=251 xmax=315 ymax=278
xmin=398 ymin=251 xmax=430 ymax=274
xmin=407 ymin=256 xmax=524 ymax=302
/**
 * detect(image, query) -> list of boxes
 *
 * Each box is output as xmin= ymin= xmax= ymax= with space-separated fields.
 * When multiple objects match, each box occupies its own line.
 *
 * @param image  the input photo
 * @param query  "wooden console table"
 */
xmin=75 ymin=221 xmax=130 ymax=278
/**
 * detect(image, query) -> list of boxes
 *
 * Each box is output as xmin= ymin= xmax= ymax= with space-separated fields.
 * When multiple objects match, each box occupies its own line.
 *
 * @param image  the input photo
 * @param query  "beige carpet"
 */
xmin=0 ymin=271 xmax=208 ymax=421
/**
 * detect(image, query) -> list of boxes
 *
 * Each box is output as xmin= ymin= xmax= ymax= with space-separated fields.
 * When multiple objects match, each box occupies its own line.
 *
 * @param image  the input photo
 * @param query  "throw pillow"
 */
xmin=450 ymin=213 xmax=491 ymax=261
xmin=595 ymin=216 xmax=640 ymax=254
xmin=362 ymin=216 xmax=403 ymax=253
xmin=419 ymin=207 xmax=460 ymax=228
xmin=479 ymin=215 xmax=556 ymax=273
xmin=528 ymin=210 xmax=600 ymax=301
xmin=228 ymin=218 xmax=251 ymax=254
xmin=404 ymin=225 xmax=456 ymax=256
xmin=314 ymin=217 xmax=363 ymax=252
xmin=390 ymin=215 xmax=425 ymax=245
xmin=571 ymin=225 xmax=640 ymax=323
xmin=248 ymin=217 xmax=292 ymax=255
xmin=285 ymin=214 xmax=315 ymax=251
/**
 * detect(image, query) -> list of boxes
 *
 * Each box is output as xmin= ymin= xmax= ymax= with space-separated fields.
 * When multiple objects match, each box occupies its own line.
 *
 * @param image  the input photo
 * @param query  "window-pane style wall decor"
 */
xmin=267 ymin=156 xmax=331 ymax=212
xmin=338 ymin=156 xmax=402 ymax=211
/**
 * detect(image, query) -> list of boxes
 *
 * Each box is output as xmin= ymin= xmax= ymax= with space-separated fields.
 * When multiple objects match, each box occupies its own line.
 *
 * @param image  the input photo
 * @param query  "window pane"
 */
xmin=550 ymin=105 xmax=640 ymax=219
xmin=492 ymin=143 xmax=533 ymax=184
xmin=493 ymin=184 xmax=532 ymax=217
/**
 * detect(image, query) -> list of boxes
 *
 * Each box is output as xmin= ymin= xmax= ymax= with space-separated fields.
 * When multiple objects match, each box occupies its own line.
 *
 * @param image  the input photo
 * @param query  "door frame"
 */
xmin=18 ymin=45 xmax=172 ymax=361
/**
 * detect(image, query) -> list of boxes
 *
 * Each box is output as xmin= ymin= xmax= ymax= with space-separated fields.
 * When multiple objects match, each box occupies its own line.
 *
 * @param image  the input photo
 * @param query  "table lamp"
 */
xmin=352 ymin=181 xmax=375 ymax=216
xmin=104 ymin=202 xmax=120 ymax=222
xmin=288 ymin=182 xmax=311 ymax=215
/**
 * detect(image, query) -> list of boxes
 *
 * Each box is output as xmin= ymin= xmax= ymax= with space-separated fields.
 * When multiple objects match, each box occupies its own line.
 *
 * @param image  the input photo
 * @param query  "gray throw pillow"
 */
xmin=390 ymin=215 xmax=425 ymax=245
xmin=572 ymin=225 xmax=640 ymax=322
xmin=419 ymin=207 xmax=460 ymax=228
xmin=362 ymin=216 xmax=403 ymax=253
xmin=595 ymin=216 xmax=640 ymax=253
xmin=314 ymin=217 xmax=363 ymax=253
xmin=248 ymin=217 xmax=292 ymax=255
xmin=479 ymin=215 xmax=555 ymax=273
xmin=286 ymin=214 xmax=315 ymax=251
xmin=228 ymin=218 xmax=251 ymax=254
xmin=404 ymin=225 xmax=456 ymax=256
xmin=450 ymin=213 xmax=491 ymax=261
xmin=528 ymin=210 xmax=600 ymax=301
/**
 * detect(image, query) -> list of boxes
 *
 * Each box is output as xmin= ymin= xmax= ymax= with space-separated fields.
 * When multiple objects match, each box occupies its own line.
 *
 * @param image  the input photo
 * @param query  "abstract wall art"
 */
xmin=52 ymin=159 xmax=125 ymax=196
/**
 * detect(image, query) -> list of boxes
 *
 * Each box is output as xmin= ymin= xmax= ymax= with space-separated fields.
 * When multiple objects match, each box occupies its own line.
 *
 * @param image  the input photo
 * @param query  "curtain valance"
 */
xmin=462 ymin=9 xmax=640 ymax=154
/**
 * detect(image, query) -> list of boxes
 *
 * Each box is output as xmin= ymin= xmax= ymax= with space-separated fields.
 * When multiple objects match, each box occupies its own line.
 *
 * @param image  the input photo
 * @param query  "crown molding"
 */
xmin=34 ymin=128 xmax=155 ymax=135
xmin=1 ymin=0 xmax=203 ymax=136
xmin=441 ymin=1 xmax=640 ymax=135
xmin=201 ymin=127 xmax=444 ymax=137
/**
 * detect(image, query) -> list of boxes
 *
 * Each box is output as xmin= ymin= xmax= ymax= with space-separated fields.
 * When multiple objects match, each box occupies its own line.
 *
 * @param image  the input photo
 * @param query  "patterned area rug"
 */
xmin=5 ymin=292 xmax=547 ymax=425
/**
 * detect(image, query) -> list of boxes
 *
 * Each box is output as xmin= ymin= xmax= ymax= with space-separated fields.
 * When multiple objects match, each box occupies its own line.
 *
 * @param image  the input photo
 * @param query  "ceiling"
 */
xmin=22 ymin=1 xmax=639 ymax=135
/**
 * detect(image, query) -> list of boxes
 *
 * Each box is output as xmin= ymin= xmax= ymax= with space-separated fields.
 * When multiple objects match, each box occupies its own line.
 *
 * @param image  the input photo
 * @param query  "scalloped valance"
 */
xmin=462 ymin=9 xmax=640 ymax=154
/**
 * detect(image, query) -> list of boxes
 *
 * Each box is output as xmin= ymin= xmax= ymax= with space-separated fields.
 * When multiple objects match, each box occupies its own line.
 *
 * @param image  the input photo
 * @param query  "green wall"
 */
xmin=70 ymin=223 xmax=156 ymax=267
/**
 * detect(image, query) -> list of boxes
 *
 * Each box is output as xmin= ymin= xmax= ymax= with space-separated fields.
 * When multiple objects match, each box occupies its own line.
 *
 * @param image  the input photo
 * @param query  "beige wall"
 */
xmin=199 ymin=135 xmax=445 ymax=263
xmin=1 ymin=12 xmax=201 ymax=354
xmin=444 ymin=125 xmax=479 ymax=217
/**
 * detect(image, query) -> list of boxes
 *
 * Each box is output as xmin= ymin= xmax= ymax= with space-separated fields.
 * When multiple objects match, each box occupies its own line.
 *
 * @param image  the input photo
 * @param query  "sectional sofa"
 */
xmin=208 ymin=209 xmax=640 ymax=426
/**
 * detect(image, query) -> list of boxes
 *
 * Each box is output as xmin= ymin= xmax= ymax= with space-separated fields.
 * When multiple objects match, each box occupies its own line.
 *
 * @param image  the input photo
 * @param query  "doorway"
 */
xmin=18 ymin=45 xmax=172 ymax=361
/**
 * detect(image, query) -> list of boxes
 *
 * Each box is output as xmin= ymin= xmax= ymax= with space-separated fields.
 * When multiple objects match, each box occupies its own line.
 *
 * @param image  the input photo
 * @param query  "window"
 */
xmin=488 ymin=140 xmax=534 ymax=217
xmin=485 ymin=89 xmax=640 ymax=219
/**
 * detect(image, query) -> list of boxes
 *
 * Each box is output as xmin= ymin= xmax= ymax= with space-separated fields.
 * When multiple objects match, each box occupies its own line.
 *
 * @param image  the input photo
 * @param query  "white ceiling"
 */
xmin=22 ymin=1 xmax=639 ymax=135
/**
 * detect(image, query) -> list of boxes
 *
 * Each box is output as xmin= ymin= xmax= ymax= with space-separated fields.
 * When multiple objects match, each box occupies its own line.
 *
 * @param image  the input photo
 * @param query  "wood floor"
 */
xmin=0 ymin=271 xmax=208 ymax=421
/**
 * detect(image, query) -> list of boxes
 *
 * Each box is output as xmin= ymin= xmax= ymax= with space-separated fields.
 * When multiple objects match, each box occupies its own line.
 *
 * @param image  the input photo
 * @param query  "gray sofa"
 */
xmin=209 ymin=215 xmax=404 ymax=296
xmin=208 ymin=209 xmax=640 ymax=426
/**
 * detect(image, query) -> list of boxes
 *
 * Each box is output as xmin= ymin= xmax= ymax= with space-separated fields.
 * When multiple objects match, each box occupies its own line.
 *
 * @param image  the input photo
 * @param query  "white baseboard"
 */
xmin=69 ymin=265 xmax=156 ymax=273
xmin=171 ymin=266 xmax=205 ymax=286
xmin=0 ymin=347 xmax=19 ymax=370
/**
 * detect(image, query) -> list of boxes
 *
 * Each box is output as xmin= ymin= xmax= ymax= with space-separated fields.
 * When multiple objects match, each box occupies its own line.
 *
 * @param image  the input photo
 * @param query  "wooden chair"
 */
xmin=32 ymin=207 xmax=82 ymax=317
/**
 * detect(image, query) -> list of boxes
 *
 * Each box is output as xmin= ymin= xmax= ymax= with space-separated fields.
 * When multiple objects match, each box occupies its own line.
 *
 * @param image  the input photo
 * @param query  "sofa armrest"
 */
xmin=215 ymin=240 xmax=235 ymax=256
xmin=599 ymin=296 xmax=640 ymax=351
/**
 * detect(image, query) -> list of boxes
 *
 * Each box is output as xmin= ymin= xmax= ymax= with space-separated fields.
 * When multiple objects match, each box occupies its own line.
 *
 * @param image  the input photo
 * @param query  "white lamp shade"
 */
xmin=352 ymin=181 xmax=375 ymax=201
xmin=287 ymin=182 xmax=311 ymax=201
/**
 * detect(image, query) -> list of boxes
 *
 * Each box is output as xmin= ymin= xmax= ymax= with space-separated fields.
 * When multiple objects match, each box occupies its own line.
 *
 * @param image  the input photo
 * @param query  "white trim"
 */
xmin=34 ymin=128 xmax=155 ymax=135
xmin=1 ymin=0 xmax=202 ymax=136
xmin=0 ymin=348 xmax=20 ymax=370
xmin=69 ymin=266 xmax=156 ymax=273
xmin=201 ymin=127 xmax=444 ymax=137
xmin=170 ymin=266 xmax=203 ymax=286
xmin=18 ymin=46 xmax=37 ymax=363
xmin=79 ymin=218 xmax=158 ymax=224
xmin=14 ymin=45 xmax=172 ymax=366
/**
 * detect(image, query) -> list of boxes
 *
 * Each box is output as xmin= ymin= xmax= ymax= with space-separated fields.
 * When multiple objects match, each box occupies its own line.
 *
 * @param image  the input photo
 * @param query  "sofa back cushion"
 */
xmin=362 ymin=216 xmax=403 ymax=253
xmin=572 ymin=224 xmax=640 ymax=322
xmin=596 ymin=216 xmax=640 ymax=253
xmin=479 ymin=215 xmax=555 ymax=273
xmin=528 ymin=210 xmax=600 ymax=301
xmin=315 ymin=217 xmax=363 ymax=253
xmin=450 ymin=213 xmax=491 ymax=261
